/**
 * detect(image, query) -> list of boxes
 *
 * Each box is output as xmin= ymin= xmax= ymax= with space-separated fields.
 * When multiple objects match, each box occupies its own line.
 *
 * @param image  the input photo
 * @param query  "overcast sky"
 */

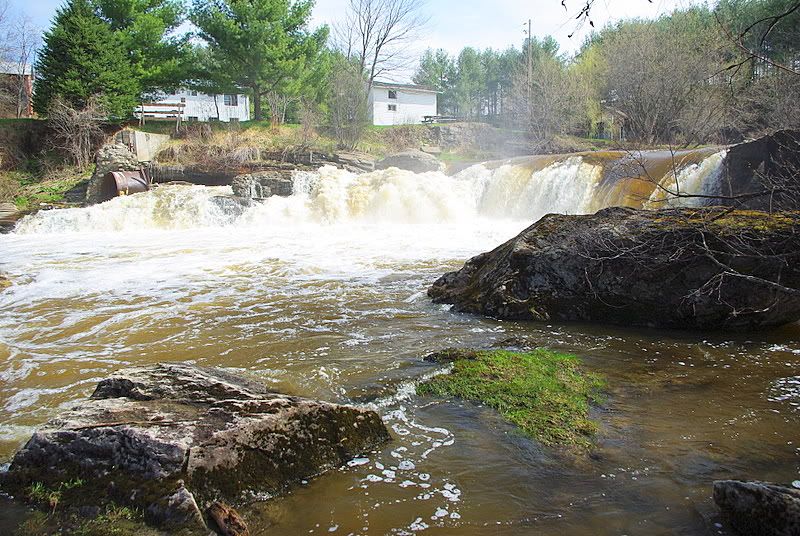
xmin=8 ymin=0 xmax=698 ymax=67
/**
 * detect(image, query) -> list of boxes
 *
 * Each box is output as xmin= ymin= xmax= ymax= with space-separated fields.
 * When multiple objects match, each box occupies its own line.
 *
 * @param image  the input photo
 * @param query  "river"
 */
xmin=1 ymin=153 xmax=798 ymax=535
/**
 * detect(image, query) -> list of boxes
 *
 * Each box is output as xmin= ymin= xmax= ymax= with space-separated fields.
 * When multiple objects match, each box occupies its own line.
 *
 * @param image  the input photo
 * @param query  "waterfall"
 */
xmin=12 ymin=149 xmax=728 ymax=235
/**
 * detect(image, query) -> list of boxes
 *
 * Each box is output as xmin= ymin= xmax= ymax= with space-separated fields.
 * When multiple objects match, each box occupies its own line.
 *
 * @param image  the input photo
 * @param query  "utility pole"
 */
xmin=524 ymin=19 xmax=533 ymax=119
xmin=527 ymin=18 xmax=532 ymax=90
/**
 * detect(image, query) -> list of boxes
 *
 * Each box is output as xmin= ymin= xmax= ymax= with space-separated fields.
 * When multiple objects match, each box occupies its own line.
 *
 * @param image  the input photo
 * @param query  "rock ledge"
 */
xmin=2 ymin=363 xmax=390 ymax=531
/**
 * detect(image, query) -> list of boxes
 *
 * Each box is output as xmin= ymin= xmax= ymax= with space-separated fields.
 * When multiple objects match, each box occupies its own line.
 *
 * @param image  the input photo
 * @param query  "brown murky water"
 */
xmin=1 ymin=162 xmax=798 ymax=535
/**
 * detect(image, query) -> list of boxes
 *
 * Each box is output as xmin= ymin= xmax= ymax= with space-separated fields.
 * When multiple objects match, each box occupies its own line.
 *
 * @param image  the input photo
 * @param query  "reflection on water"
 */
xmin=1 ymin=161 xmax=798 ymax=535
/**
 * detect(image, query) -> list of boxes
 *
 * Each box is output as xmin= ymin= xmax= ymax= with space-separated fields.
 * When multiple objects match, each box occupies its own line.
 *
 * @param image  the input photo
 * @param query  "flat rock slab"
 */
xmin=3 ymin=363 xmax=390 ymax=531
xmin=714 ymin=480 xmax=800 ymax=536
xmin=377 ymin=150 xmax=444 ymax=173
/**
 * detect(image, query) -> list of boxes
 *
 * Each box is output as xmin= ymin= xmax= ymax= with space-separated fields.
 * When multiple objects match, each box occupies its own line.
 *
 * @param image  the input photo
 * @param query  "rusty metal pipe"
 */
xmin=100 ymin=170 xmax=150 ymax=202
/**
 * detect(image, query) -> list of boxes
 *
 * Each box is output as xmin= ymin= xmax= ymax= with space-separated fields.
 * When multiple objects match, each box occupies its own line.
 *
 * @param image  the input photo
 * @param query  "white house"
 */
xmin=368 ymin=81 xmax=438 ymax=126
xmin=135 ymin=89 xmax=250 ymax=123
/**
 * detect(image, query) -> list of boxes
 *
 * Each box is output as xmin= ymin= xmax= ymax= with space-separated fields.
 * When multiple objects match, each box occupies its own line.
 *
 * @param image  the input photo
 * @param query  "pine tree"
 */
xmin=33 ymin=0 xmax=138 ymax=119
xmin=191 ymin=0 xmax=329 ymax=121
xmin=92 ymin=0 xmax=191 ymax=98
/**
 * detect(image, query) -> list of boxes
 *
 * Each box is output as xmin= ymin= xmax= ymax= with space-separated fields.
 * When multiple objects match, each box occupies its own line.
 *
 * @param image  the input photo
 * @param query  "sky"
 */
xmin=7 ymin=0 xmax=699 ymax=71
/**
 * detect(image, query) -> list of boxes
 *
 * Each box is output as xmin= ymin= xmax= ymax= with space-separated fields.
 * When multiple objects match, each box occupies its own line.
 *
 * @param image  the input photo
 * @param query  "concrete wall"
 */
xmin=369 ymin=87 xmax=437 ymax=126
xmin=115 ymin=129 xmax=172 ymax=162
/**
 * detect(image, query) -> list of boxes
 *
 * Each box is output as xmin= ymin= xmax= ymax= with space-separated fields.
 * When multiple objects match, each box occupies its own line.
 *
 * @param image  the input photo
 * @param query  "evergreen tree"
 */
xmin=92 ymin=0 xmax=190 ymax=98
xmin=413 ymin=49 xmax=457 ymax=115
xmin=191 ymin=0 xmax=329 ymax=121
xmin=34 ymin=0 xmax=138 ymax=118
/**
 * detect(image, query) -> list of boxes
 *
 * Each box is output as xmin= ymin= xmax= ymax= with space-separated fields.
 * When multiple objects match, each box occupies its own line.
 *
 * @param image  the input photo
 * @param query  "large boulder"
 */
xmin=429 ymin=207 xmax=800 ymax=330
xmin=376 ymin=150 xmax=444 ymax=173
xmin=713 ymin=480 xmax=800 ymax=536
xmin=85 ymin=143 xmax=142 ymax=205
xmin=2 ymin=363 xmax=390 ymax=531
xmin=712 ymin=129 xmax=800 ymax=212
xmin=231 ymin=171 xmax=294 ymax=199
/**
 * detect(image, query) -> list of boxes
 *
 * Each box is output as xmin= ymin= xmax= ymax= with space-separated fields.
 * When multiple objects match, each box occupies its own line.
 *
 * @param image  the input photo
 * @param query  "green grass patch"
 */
xmin=4 ymin=168 xmax=91 ymax=210
xmin=27 ymin=479 xmax=85 ymax=512
xmin=418 ymin=349 xmax=605 ymax=447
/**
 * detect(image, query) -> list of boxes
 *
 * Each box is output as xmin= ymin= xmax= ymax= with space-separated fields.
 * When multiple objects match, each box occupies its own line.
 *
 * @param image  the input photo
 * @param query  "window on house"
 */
xmin=209 ymin=117 xmax=220 ymax=122
xmin=224 ymin=94 xmax=238 ymax=106
xmin=188 ymin=116 xmax=199 ymax=122
xmin=388 ymin=104 xmax=397 ymax=111
xmin=190 ymin=91 xmax=198 ymax=96
xmin=180 ymin=97 xmax=186 ymax=103
xmin=388 ymin=90 xmax=397 ymax=99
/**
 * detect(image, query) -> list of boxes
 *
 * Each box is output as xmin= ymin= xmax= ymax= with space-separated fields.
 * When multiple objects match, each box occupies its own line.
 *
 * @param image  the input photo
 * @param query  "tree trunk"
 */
xmin=253 ymin=87 xmax=262 ymax=121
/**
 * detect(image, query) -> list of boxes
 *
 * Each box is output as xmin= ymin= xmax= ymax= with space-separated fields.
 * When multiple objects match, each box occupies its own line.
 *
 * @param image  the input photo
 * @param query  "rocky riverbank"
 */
xmin=1 ymin=363 xmax=390 ymax=533
xmin=429 ymin=207 xmax=800 ymax=330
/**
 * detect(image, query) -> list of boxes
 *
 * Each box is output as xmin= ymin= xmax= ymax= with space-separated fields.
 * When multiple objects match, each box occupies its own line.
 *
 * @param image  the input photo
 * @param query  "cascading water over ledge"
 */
xmin=13 ymin=147 xmax=728 ymax=235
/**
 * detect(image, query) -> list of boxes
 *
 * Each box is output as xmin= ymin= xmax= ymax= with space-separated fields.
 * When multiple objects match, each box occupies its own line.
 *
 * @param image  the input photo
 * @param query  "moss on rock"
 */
xmin=418 ymin=349 xmax=605 ymax=447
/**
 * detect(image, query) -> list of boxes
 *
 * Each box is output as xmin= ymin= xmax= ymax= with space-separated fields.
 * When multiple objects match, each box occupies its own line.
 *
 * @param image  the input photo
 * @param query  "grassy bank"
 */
xmin=0 ymin=119 xmax=92 ymax=210
xmin=419 ymin=349 xmax=605 ymax=447
xmin=1 ymin=168 xmax=91 ymax=210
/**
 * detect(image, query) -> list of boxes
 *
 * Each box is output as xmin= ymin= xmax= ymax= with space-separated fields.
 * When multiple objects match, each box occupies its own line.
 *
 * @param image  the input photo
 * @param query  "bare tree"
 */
xmin=265 ymin=91 xmax=297 ymax=130
xmin=0 ymin=0 xmax=11 ymax=114
xmin=0 ymin=1 xmax=9 ymax=57
xmin=510 ymin=52 xmax=588 ymax=143
xmin=46 ymin=97 xmax=107 ymax=169
xmin=335 ymin=0 xmax=429 ymax=90
xmin=7 ymin=15 xmax=39 ymax=118
xmin=297 ymin=96 xmax=320 ymax=148
xmin=328 ymin=58 xmax=369 ymax=150
xmin=596 ymin=13 xmax=728 ymax=146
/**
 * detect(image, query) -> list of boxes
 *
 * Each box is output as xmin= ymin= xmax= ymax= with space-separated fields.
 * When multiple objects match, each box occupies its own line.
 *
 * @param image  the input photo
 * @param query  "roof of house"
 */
xmin=0 ymin=61 xmax=33 ymax=76
xmin=372 ymin=81 xmax=438 ymax=93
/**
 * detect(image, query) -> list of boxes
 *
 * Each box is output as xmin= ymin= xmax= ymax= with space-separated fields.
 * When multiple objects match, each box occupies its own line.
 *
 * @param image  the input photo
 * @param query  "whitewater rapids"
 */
xmin=12 ymin=150 xmax=727 ymax=235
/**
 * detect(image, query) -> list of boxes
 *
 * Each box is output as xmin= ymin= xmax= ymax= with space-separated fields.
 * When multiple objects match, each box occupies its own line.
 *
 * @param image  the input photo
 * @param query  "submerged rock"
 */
xmin=429 ymin=207 xmax=800 ymax=330
xmin=713 ymin=480 xmax=800 ymax=536
xmin=208 ymin=501 xmax=250 ymax=536
xmin=376 ymin=150 xmax=444 ymax=173
xmin=2 ymin=363 xmax=390 ymax=531
xmin=231 ymin=171 xmax=294 ymax=199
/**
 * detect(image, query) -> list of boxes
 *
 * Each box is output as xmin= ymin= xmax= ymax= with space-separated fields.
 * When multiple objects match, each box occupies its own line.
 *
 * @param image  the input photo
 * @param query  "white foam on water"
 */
xmin=12 ymin=153 xmax=725 ymax=238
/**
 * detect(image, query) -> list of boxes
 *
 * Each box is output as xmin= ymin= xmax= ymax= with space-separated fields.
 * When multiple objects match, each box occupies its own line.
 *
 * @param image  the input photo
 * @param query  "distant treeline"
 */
xmin=413 ymin=0 xmax=800 ymax=144
xmin=22 ymin=0 xmax=800 ymax=149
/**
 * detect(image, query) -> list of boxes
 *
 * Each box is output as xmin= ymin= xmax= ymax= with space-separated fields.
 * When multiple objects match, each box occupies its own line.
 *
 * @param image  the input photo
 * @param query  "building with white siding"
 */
xmin=135 ymin=89 xmax=250 ymax=123
xmin=368 ymin=81 xmax=438 ymax=126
